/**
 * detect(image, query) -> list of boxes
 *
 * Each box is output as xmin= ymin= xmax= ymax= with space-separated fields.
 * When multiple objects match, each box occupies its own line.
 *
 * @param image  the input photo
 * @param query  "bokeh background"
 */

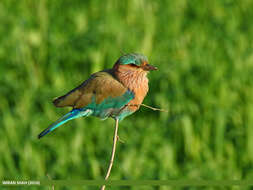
xmin=1 ymin=0 xmax=253 ymax=189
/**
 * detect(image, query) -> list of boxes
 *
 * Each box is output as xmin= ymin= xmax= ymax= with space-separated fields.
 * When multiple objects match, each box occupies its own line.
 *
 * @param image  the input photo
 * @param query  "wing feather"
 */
xmin=53 ymin=69 xmax=133 ymax=109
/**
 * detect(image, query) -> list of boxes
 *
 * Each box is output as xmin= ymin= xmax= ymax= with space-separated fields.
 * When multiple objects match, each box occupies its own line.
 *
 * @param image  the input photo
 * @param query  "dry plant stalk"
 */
xmin=100 ymin=104 xmax=165 ymax=190
xmin=130 ymin=103 xmax=168 ymax=112
xmin=100 ymin=118 xmax=119 ymax=190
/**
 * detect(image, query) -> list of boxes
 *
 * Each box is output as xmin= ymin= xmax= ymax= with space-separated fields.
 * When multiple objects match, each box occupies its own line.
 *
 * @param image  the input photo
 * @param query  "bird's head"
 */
xmin=113 ymin=53 xmax=157 ymax=72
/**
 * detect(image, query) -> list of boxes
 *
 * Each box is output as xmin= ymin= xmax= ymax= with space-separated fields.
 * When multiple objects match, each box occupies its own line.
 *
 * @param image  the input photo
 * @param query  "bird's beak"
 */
xmin=143 ymin=64 xmax=158 ymax=71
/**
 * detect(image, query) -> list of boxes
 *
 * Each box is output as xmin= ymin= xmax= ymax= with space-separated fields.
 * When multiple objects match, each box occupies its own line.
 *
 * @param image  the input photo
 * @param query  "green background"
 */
xmin=1 ymin=0 xmax=253 ymax=189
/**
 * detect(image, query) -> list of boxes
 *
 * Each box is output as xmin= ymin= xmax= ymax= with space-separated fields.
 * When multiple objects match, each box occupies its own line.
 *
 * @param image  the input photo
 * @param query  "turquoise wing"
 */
xmin=53 ymin=69 xmax=135 ymax=119
xmin=86 ymin=89 xmax=134 ymax=119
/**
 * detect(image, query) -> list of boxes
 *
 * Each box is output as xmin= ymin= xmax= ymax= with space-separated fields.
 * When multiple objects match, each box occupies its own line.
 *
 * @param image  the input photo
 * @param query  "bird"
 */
xmin=38 ymin=53 xmax=157 ymax=139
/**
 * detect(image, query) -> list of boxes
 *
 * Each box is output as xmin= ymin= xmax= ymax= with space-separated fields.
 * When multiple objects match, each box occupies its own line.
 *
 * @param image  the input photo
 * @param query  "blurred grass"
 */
xmin=1 ymin=0 xmax=253 ymax=190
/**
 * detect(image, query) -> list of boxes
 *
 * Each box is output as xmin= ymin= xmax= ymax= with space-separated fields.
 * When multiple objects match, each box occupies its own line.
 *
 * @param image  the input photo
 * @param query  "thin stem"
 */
xmin=100 ymin=118 xmax=119 ymax=190
xmin=129 ymin=103 xmax=168 ymax=112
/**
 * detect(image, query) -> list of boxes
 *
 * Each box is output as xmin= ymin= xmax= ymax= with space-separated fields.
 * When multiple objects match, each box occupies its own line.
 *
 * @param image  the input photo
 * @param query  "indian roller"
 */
xmin=38 ymin=53 xmax=157 ymax=139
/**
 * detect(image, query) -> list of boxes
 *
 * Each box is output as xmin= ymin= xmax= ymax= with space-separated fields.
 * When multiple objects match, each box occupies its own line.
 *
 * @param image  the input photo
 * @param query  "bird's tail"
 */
xmin=38 ymin=109 xmax=93 ymax=139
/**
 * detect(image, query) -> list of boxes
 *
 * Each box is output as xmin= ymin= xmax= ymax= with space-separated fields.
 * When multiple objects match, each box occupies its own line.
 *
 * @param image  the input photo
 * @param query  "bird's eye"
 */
xmin=129 ymin=63 xmax=138 ymax=67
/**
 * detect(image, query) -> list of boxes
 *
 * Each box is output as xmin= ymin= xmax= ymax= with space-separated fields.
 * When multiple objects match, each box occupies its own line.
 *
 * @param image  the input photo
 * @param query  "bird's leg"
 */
xmin=100 ymin=118 xmax=119 ymax=190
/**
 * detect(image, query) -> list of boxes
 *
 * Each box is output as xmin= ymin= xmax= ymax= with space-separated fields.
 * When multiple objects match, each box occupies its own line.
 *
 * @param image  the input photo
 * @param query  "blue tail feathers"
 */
xmin=38 ymin=109 xmax=93 ymax=139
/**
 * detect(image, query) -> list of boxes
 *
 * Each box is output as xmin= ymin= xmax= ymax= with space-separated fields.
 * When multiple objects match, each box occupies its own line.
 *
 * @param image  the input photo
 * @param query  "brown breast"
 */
xmin=114 ymin=65 xmax=149 ymax=112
